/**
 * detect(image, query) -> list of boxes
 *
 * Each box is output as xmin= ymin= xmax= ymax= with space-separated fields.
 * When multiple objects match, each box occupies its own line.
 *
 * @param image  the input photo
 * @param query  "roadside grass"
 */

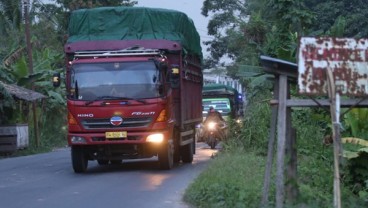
xmin=184 ymin=148 xmax=267 ymax=208
xmin=184 ymin=139 xmax=366 ymax=208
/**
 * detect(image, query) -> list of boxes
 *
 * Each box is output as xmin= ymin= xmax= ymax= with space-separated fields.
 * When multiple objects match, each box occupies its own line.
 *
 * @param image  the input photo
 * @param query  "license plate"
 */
xmin=105 ymin=131 xmax=127 ymax=139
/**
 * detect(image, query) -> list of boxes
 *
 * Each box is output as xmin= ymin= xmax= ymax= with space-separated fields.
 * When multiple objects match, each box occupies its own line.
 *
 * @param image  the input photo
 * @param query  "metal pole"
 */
xmin=327 ymin=68 xmax=341 ymax=208
xmin=24 ymin=0 xmax=40 ymax=147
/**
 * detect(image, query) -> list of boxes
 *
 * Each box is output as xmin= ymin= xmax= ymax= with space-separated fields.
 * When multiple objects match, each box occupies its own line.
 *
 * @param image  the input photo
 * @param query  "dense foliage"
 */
xmin=184 ymin=0 xmax=368 ymax=206
xmin=0 ymin=0 xmax=137 ymax=151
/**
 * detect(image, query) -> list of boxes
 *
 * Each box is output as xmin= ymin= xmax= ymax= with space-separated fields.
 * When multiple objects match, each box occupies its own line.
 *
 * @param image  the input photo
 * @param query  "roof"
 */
xmin=67 ymin=7 xmax=202 ymax=58
xmin=203 ymin=84 xmax=239 ymax=95
xmin=0 ymin=81 xmax=46 ymax=101
xmin=259 ymin=55 xmax=298 ymax=79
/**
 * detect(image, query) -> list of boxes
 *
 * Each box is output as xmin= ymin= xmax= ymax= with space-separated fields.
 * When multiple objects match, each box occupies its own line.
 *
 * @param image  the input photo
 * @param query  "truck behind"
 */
xmin=53 ymin=7 xmax=203 ymax=173
xmin=202 ymin=84 xmax=244 ymax=120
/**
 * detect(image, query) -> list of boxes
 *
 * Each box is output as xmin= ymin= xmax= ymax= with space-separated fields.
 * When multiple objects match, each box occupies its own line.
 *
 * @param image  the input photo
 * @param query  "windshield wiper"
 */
xmin=85 ymin=96 xmax=146 ymax=106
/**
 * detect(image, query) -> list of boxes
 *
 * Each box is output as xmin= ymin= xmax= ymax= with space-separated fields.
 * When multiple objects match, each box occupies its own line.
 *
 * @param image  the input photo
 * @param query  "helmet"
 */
xmin=209 ymin=106 xmax=215 ymax=112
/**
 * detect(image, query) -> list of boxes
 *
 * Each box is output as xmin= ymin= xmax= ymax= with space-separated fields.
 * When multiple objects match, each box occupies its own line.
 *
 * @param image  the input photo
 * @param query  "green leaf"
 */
xmin=12 ymin=56 xmax=28 ymax=79
xmin=47 ymin=90 xmax=65 ymax=104
xmin=343 ymin=150 xmax=359 ymax=159
xmin=17 ymin=72 xmax=44 ymax=86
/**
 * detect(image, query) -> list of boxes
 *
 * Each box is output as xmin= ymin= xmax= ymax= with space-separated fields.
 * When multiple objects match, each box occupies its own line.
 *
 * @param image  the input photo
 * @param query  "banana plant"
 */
xmin=344 ymin=108 xmax=368 ymax=140
xmin=342 ymin=137 xmax=368 ymax=200
xmin=342 ymin=108 xmax=368 ymax=200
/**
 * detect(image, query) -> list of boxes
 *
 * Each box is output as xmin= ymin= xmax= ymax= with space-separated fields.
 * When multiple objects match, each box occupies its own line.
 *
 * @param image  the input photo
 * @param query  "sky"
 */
xmin=136 ymin=0 xmax=211 ymax=58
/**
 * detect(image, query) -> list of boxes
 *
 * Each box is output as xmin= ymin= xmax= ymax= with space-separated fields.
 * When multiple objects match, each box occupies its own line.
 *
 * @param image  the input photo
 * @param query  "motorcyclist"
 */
xmin=205 ymin=106 xmax=225 ymax=123
xmin=203 ymin=106 xmax=226 ymax=141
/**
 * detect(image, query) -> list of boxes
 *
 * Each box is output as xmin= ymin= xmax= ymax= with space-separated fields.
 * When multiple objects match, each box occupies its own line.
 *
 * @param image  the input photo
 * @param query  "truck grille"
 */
xmin=81 ymin=117 xmax=152 ymax=129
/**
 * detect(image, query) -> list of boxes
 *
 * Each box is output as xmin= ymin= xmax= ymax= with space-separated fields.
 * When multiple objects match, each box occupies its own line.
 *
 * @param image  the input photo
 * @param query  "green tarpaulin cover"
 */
xmin=68 ymin=7 xmax=202 ymax=58
xmin=203 ymin=84 xmax=238 ymax=95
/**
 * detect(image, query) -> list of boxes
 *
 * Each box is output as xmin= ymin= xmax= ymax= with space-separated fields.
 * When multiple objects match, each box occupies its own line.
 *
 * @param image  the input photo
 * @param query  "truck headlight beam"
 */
xmin=146 ymin=133 xmax=164 ymax=143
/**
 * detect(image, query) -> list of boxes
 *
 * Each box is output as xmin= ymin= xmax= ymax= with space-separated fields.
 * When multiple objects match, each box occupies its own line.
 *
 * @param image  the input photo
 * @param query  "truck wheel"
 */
xmin=181 ymin=141 xmax=194 ymax=163
xmin=71 ymin=146 xmax=88 ymax=173
xmin=173 ymin=130 xmax=181 ymax=163
xmin=110 ymin=160 xmax=122 ymax=165
xmin=173 ymin=143 xmax=181 ymax=163
xmin=158 ymin=141 xmax=174 ymax=170
xmin=97 ymin=159 xmax=109 ymax=165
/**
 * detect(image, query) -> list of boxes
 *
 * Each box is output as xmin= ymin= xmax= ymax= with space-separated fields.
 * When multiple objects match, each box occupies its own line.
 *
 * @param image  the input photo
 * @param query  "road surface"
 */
xmin=0 ymin=142 xmax=217 ymax=208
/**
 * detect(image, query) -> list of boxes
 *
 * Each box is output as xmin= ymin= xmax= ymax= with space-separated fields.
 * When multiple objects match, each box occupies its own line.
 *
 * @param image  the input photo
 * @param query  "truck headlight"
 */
xmin=71 ymin=136 xmax=86 ymax=143
xmin=146 ymin=133 xmax=164 ymax=143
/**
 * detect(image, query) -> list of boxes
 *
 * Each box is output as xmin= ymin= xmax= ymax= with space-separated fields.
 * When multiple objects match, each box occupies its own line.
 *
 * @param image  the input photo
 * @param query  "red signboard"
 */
xmin=298 ymin=37 xmax=368 ymax=96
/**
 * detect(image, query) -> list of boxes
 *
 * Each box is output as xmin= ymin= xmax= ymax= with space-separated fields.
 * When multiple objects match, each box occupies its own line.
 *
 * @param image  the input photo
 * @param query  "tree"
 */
xmin=54 ymin=0 xmax=137 ymax=10
xmin=0 ymin=0 xmax=24 ymax=62
xmin=201 ymin=0 xmax=249 ymax=67
xmin=0 ymin=0 xmax=22 ymax=32
xmin=305 ymin=0 xmax=368 ymax=38
xmin=200 ymin=0 xmax=368 ymax=206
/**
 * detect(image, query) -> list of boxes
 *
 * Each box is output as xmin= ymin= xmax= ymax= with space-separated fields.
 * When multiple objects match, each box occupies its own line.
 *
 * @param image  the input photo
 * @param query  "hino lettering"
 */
xmin=77 ymin=114 xmax=94 ymax=118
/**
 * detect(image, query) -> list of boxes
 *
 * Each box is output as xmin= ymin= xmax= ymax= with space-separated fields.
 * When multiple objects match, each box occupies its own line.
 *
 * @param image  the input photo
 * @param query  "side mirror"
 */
xmin=169 ymin=66 xmax=180 ymax=89
xmin=159 ymin=61 xmax=168 ymax=71
xmin=157 ymin=84 xmax=164 ymax=95
xmin=52 ymin=72 xmax=61 ymax=87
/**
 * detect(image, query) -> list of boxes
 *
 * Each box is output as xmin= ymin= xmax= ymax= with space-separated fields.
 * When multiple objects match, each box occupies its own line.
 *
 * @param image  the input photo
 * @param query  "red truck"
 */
xmin=53 ymin=7 xmax=203 ymax=173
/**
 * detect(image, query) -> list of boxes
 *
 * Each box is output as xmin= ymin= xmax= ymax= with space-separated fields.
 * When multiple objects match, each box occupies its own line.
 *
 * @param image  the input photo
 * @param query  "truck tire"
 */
xmin=181 ymin=141 xmax=194 ymax=163
xmin=173 ymin=144 xmax=181 ymax=163
xmin=71 ymin=146 xmax=88 ymax=173
xmin=110 ymin=160 xmax=122 ymax=165
xmin=173 ymin=130 xmax=181 ymax=163
xmin=97 ymin=159 xmax=109 ymax=165
xmin=158 ymin=141 xmax=174 ymax=170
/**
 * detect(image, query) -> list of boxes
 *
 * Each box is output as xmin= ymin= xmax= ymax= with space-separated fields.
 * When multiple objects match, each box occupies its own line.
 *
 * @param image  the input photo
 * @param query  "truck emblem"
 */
xmin=110 ymin=116 xmax=123 ymax=126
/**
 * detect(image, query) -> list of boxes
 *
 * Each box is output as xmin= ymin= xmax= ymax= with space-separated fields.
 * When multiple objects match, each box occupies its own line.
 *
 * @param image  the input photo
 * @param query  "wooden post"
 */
xmin=24 ymin=0 xmax=40 ymax=147
xmin=326 ymin=68 xmax=341 ymax=208
xmin=286 ymin=80 xmax=298 ymax=203
xmin=286 ymin=127 xmax=298 ymax=202
xmin=276 ymin=75 xmax=288 ymax=208
xmin=261 ymin=77 xmax=279 ymax=206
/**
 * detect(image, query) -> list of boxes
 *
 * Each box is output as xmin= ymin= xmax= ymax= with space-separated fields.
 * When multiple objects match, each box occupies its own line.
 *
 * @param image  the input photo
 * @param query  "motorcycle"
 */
xmin=202 ymin=120 xmax=227 ymax=149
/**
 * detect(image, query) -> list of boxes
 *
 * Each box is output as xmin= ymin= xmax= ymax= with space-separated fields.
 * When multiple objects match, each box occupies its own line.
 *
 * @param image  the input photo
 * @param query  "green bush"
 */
xmin=229 ymin=87 xmax=272 ymax=154
xmin=185 ymin=84 xmax=367 ymax=207
xmin=184 ymin=149 xmax=266 ymax=208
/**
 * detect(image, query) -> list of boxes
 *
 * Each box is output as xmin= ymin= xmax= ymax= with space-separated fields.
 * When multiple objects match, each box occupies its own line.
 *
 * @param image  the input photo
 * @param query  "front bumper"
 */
xmin=68 ymin=130 xmax=170 ymax=145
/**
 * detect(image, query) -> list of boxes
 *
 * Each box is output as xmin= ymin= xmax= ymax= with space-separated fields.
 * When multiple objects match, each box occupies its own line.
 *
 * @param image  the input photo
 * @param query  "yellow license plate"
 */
xmin=105 ymin=131 xmax=127 ymax=139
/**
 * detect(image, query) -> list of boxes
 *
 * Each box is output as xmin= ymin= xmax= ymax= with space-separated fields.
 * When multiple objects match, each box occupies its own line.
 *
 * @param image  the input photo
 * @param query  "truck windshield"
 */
xmin=69 ymin=61 xmax=161 ymax=100
xmin=202 ymin=98 xmax=231 ymax=116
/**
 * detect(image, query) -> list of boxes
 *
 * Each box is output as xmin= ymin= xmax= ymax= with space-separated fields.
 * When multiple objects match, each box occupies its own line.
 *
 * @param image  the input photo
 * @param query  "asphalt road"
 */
xmin=0 ymin=142 xmax=217 ymax=208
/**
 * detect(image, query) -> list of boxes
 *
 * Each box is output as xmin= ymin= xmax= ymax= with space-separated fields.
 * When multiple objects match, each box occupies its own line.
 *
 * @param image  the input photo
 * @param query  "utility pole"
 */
xmin=24 ymin=0 xmax=40 ymax=147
